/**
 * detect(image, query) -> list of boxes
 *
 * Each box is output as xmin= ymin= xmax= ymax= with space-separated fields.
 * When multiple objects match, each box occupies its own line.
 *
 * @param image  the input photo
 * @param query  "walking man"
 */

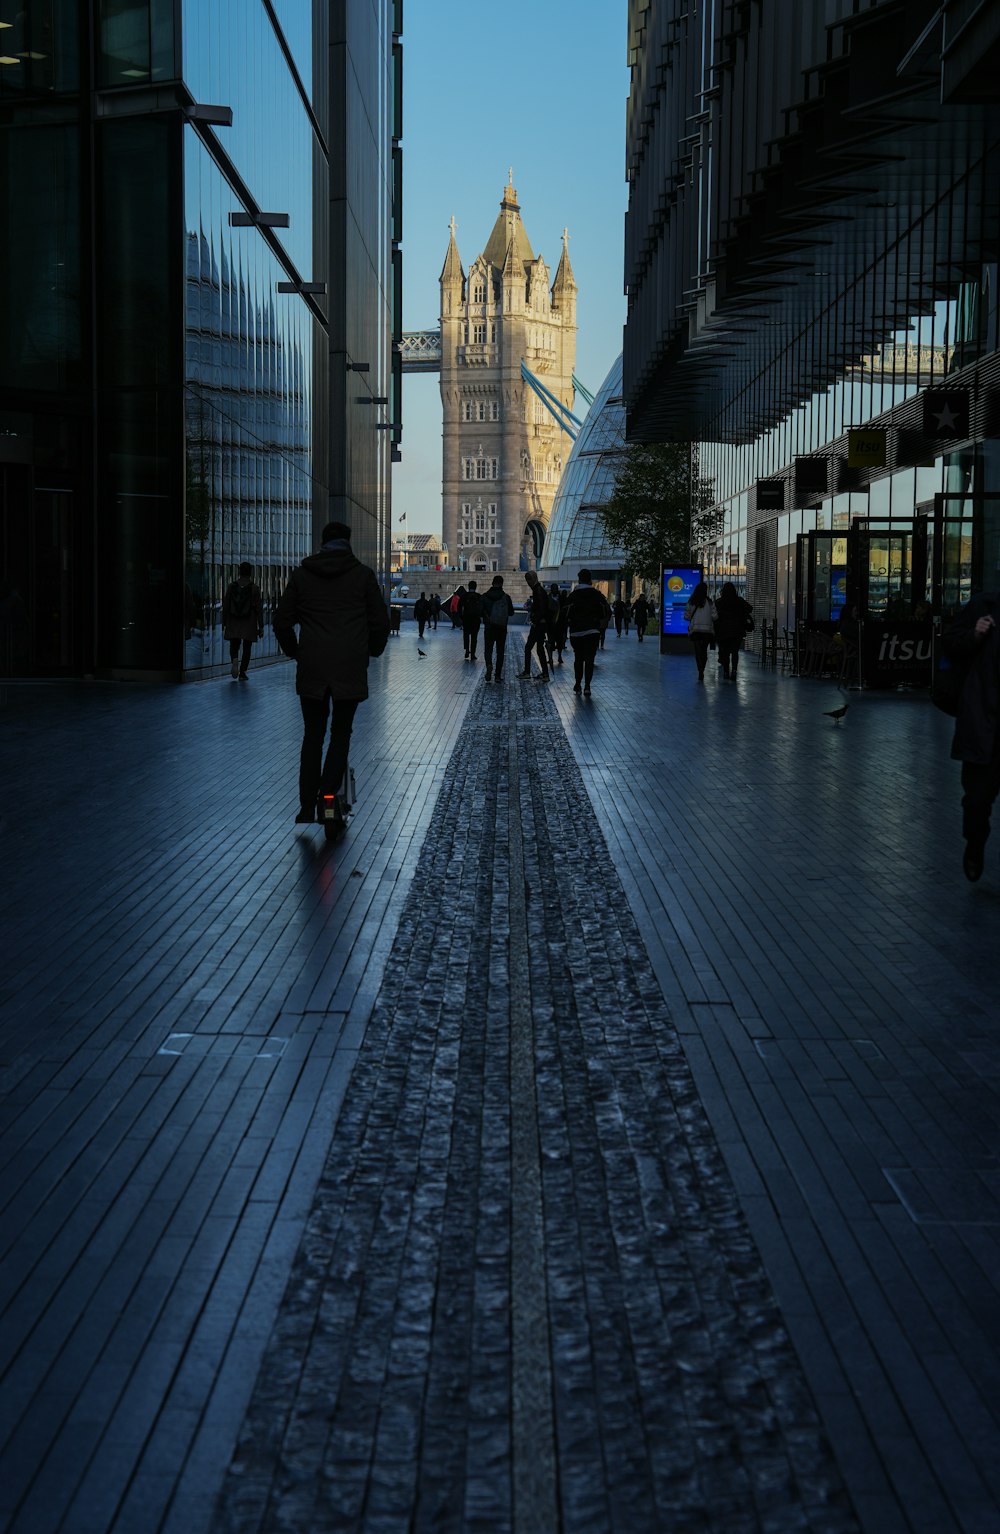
xmin=481 ymin=574 xmax=514 ymax=682
xmin=944 ymin=591 xmax=1000 ymax=881
xmin=459 ymin=579 xmax=483 ymax=661
xmin=222 ymin=561 xmax=263 ymax=679
xmin=632 ymin=591 xmax=650 ymax=642
xmin=414 ymin=592 xmax=430 ymax=640
xmin=274 ymin=521 xmax=390 ymax=825
xmin=612 ymin=596 xmax=626 ymax=638
xmin=429 ymin=593 xmax=441 ymax=630
xmin=518 ymin=569 xmax=551 ymax=682
xmin=566 ymin=569 xmax=611 ymax=697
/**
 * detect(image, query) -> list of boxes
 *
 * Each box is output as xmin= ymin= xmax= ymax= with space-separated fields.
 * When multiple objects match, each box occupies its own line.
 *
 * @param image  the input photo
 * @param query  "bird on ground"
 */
xmin=823 ymin=704 xmax=849 ymax=723
xmin=417 ymin=648 xmax=427 ymax=657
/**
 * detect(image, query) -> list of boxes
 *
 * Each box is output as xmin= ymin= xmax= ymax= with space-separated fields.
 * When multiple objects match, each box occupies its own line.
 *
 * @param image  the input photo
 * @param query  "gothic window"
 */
xmin=490 ymin=401 xmax=500 ymax=421
xmin=521 ymin=449 xmax=532 ymax=480
xmin=477 ymin=402 xmax=487 ymax=422
xmin=463 ymin=402 xmax=475 ymax=421
xmin=473 ymin=322 xmax=487 ymax=344
xmin=463 ymin=323 xmax=468 ymax=343
xmin=473 ymin=281 xmax=486 ymax=303
xmin=490 ymin=323 xmax=496 ymax=343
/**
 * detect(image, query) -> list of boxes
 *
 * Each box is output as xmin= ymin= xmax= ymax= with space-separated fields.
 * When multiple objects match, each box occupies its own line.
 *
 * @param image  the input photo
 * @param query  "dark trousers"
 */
xmin=299 ymin=693 xmax=360 ymax=811
xmin=635 ymin=617 xmax=647 ymax=642
xmin=572 ymin=633 xmax=599 ymax=687
xmin=418 ymin=617 xmax=426 ymax=638
xmin=229 ymin=638 xmax=252 ymax=672
xmin=690 ymin=634 xmax=711 ymax=677
xmin=524 ymin=624 xmax=549 ymax=675
xmin=614 ymin=617 xmax=623 ymax=637
xmin=463 ymin=618 xmax=481 ymax=658
xmin=718 ymin=638 xmax=742 ymax=676
xmin=484 ymin=624 xmax=507 ymax=678
xmin=961 ymin=760 xmax=1000 ymax=850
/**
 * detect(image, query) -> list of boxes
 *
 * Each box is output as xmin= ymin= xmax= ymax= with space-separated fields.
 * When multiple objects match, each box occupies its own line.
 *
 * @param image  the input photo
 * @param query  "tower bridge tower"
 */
xmin=439 ymin=177 xmax=577 ymax=573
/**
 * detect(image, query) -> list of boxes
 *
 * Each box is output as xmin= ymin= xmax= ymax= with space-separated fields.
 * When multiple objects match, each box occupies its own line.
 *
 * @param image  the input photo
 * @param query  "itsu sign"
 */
xmin=862 ymin=621 xmax=932 ymax=688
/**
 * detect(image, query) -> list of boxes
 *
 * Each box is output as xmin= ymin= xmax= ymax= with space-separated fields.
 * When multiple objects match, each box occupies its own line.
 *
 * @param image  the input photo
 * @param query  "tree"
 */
xmin=598 ymin=441 xmax=723 ymax=581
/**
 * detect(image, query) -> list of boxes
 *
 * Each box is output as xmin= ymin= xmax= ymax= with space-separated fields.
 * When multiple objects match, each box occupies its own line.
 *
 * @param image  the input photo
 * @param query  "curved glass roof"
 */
xmin=540 ymin=354 xmax=627 ymax=579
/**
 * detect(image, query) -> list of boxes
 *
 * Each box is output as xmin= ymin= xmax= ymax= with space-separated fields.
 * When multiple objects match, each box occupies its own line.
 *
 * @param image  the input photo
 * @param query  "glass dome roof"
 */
xmin=539 ymin=353 xmax=627 ymax=580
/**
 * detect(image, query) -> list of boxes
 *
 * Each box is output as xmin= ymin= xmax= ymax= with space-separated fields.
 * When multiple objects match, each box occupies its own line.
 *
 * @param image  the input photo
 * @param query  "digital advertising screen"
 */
xmin=661 ymin=567 xmax=702 ymax=635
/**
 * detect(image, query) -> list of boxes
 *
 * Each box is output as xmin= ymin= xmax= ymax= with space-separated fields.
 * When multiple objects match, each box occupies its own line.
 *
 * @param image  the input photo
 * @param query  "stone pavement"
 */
xmin=1 ymin=627 xmax=999 ymax=1533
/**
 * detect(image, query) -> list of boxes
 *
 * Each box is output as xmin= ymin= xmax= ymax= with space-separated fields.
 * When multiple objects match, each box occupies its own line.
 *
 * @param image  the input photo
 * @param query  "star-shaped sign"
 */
xmin=923 ymin=389 xmax=969 ymax=439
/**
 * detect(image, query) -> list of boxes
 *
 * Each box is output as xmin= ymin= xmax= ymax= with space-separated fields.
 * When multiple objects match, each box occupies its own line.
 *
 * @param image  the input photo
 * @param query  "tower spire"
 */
xmin=552 ymin=224 xmax=577 ymax=301
xmin=439 ymin=215 xmax=464 ymax=285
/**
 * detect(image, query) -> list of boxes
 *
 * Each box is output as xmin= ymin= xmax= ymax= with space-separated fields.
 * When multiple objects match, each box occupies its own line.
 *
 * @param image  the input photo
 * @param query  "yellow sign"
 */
xmin=667 ymin=576 xmax=684 ymax=592
xmin=848 ymin=429 xmax=887 ymax=469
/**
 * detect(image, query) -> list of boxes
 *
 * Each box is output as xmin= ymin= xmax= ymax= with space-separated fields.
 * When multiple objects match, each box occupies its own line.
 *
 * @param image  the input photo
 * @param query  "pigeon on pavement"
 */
xmin=823 ymin=704 xmax=849 ymax=723
xmin=417 ymin=648 xmax=427 ymax=657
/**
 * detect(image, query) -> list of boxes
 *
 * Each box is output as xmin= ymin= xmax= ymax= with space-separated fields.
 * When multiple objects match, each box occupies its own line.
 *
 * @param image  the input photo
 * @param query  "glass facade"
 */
xmin=0 ymin=0 xmax=398 ymax=679
xmin=624 ymin=0 xmax=1000 ymax=646
xmin=541 ymin=355 xmax=628 ymax=579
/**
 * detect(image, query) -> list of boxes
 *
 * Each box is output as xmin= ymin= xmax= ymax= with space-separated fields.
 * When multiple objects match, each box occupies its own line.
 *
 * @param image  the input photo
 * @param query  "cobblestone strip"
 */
xmin=212 ymin=673 xmax=856 ymax=1534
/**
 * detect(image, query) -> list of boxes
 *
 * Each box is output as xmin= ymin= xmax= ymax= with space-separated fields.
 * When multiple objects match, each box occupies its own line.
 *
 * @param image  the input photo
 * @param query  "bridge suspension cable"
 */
xmin=520 ymin=361 xmax=582 ymax=440
xmin=572 ymin=373 xmax=594 ymax=407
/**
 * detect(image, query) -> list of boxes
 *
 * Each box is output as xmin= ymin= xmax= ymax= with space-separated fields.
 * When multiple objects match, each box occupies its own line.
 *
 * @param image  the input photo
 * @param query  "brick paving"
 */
xmin=213 ymin=666 xmax=854 ymax=1534
xmin=2 ymin=628 xmax=1000 ymax=1532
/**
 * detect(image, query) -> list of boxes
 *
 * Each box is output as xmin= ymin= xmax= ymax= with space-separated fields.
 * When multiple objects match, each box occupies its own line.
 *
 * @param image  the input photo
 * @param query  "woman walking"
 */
xmin=713 ymin=582 xmax=754 ymax=679
xmin=684 ymin=580 xmax=717 ymax=682
xmin=223 ymin=562 xmax=264 ymax=679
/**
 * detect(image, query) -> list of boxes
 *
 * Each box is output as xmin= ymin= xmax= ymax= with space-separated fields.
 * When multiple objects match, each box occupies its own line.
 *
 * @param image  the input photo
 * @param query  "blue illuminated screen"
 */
xmin=661 ymin=568 xmax=702 ymax=635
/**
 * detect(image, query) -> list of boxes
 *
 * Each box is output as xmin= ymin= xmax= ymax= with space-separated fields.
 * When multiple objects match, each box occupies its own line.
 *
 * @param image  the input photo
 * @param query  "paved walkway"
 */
xmin=1 ymin=628 xmax=998 ymax=1533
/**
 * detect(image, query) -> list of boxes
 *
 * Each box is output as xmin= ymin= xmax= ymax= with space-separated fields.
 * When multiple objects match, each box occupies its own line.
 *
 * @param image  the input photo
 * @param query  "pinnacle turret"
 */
xmin=439 ymin=215 xmax=464 ymax=286
xmin=552 ymin=227 xmax=577 ymax=298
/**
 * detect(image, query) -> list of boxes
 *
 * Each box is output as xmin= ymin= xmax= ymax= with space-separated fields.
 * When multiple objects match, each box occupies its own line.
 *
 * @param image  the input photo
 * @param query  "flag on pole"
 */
xmin=399 ymin=511 xmax=406 ymax=522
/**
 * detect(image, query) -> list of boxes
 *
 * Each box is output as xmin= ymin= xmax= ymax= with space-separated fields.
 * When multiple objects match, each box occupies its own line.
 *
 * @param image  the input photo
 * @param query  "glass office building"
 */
xmin=623 ymin=0 xmax=1000 ymax=644
xmin=540 ymin=354 xmax=628 ymax=584
xmin=0 ymin=1 xmax=400 ymax=679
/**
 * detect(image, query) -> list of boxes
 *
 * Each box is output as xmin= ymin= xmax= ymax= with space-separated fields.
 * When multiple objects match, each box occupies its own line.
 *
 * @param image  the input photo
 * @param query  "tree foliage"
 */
xmin=598 ymin=442 xmax=723 ymax=580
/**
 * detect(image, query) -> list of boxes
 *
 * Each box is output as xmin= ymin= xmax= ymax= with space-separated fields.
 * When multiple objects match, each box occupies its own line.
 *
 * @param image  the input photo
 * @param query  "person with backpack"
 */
xmin=222 ymin=561 xmax=264 ymax=679
xmin=684 ymin=580 xmax=718 ymax=681
xmin=481 ymin=574 xmax=514 ymax=682
xmin=714 ymin=582 xmax=754 ymax=679
xmin=632 ymin=592 xmax=650 ymax=643
xmin=414 ymin=592 xmax=431 ymax=640
xmin=565 ymin=569 xmax=612 ymax=696
xmin=273 ymin=521 xmax=390 ymax=825
xmin=518 ymin=569 xmax=551 ymax=682
xmin=458 ymin=579 xmax=483 ymax=661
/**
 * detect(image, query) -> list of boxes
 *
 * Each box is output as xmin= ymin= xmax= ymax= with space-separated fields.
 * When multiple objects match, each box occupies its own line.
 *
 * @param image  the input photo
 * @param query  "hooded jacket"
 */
xmin=222 ymin=578 xmax=263 ymax=642
xmin=273 ymin=545 xmax=390 ymax=700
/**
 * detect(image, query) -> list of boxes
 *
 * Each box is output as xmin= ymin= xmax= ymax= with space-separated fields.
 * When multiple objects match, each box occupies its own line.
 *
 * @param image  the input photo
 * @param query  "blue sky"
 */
xmin=394 ymin=0 xmax=631 ymax=538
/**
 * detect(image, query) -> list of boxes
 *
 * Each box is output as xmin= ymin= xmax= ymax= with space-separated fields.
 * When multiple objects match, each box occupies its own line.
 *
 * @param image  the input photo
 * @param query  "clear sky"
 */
xmin=394 ymin=0 xmax=631 ymax=540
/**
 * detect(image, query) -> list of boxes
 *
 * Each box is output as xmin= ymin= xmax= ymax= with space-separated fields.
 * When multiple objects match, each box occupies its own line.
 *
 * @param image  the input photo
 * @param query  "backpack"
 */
xmin=463 ymin=591 xmax=483 ymax=621
xmin=230 ymin=583 xmax=253 ymax=620
xmin=482 ymin=589 xmax=509 ymax=628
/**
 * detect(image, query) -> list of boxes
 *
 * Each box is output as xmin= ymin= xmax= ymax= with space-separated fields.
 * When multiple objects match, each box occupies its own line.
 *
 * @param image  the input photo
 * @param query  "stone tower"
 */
xmin=439 ymin=177 xmax=577 ymax=573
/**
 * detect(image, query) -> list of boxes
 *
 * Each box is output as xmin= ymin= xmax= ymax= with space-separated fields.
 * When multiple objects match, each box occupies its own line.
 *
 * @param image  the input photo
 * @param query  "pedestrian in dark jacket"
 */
xmin=714 ymin=582 xmax=754 ymax=679
xmin=632 ymin=593 xmax=650 ymax=643
xmin=566 ymin=570 xmax=611 ymax=696
xmin=612 ymin=596 xmax=626 ymax=638
xmin=414 ymin=592 xmax=430 ymax=639
xmin=622 ymin=599 xmax=632 ymax=635
xmin=944 ymin=591 xmax=1000 ymax=881
xmin=429 ymin=593 xmax=441 ymax=629
xmin=459 ymin=580 xmax=483 ymax=661
xmin=480 ymin=574 xmax=515 ymax=681
xmin=222 ymin=562 xmax=264 ymax=679
xmin=545 ymin=583 xmax=564 ymax=667
xmin=273 ymin=521 xmax=390 ymax=824
xmin=518 ymin=570 xmax=551 ymax=681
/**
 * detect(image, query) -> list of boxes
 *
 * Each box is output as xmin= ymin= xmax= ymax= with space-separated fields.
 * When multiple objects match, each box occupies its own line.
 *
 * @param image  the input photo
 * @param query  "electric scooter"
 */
xmin=316 ymin=760 xmax=357 ymax=842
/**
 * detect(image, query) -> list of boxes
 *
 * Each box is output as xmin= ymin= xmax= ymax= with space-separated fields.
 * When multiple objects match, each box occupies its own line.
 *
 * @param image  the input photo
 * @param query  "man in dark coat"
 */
xmin=632 ymin=593 xmax=650 ymax=642
xmin=222 ymin=561 xmax=264 ymax=679
xmin=274 ymin=521 xmax=390 ymax=824
xmin=566 ymin=570 xmax=612 ymax=696
xmin=944 ymin=592 xmax=1000 ymax=881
